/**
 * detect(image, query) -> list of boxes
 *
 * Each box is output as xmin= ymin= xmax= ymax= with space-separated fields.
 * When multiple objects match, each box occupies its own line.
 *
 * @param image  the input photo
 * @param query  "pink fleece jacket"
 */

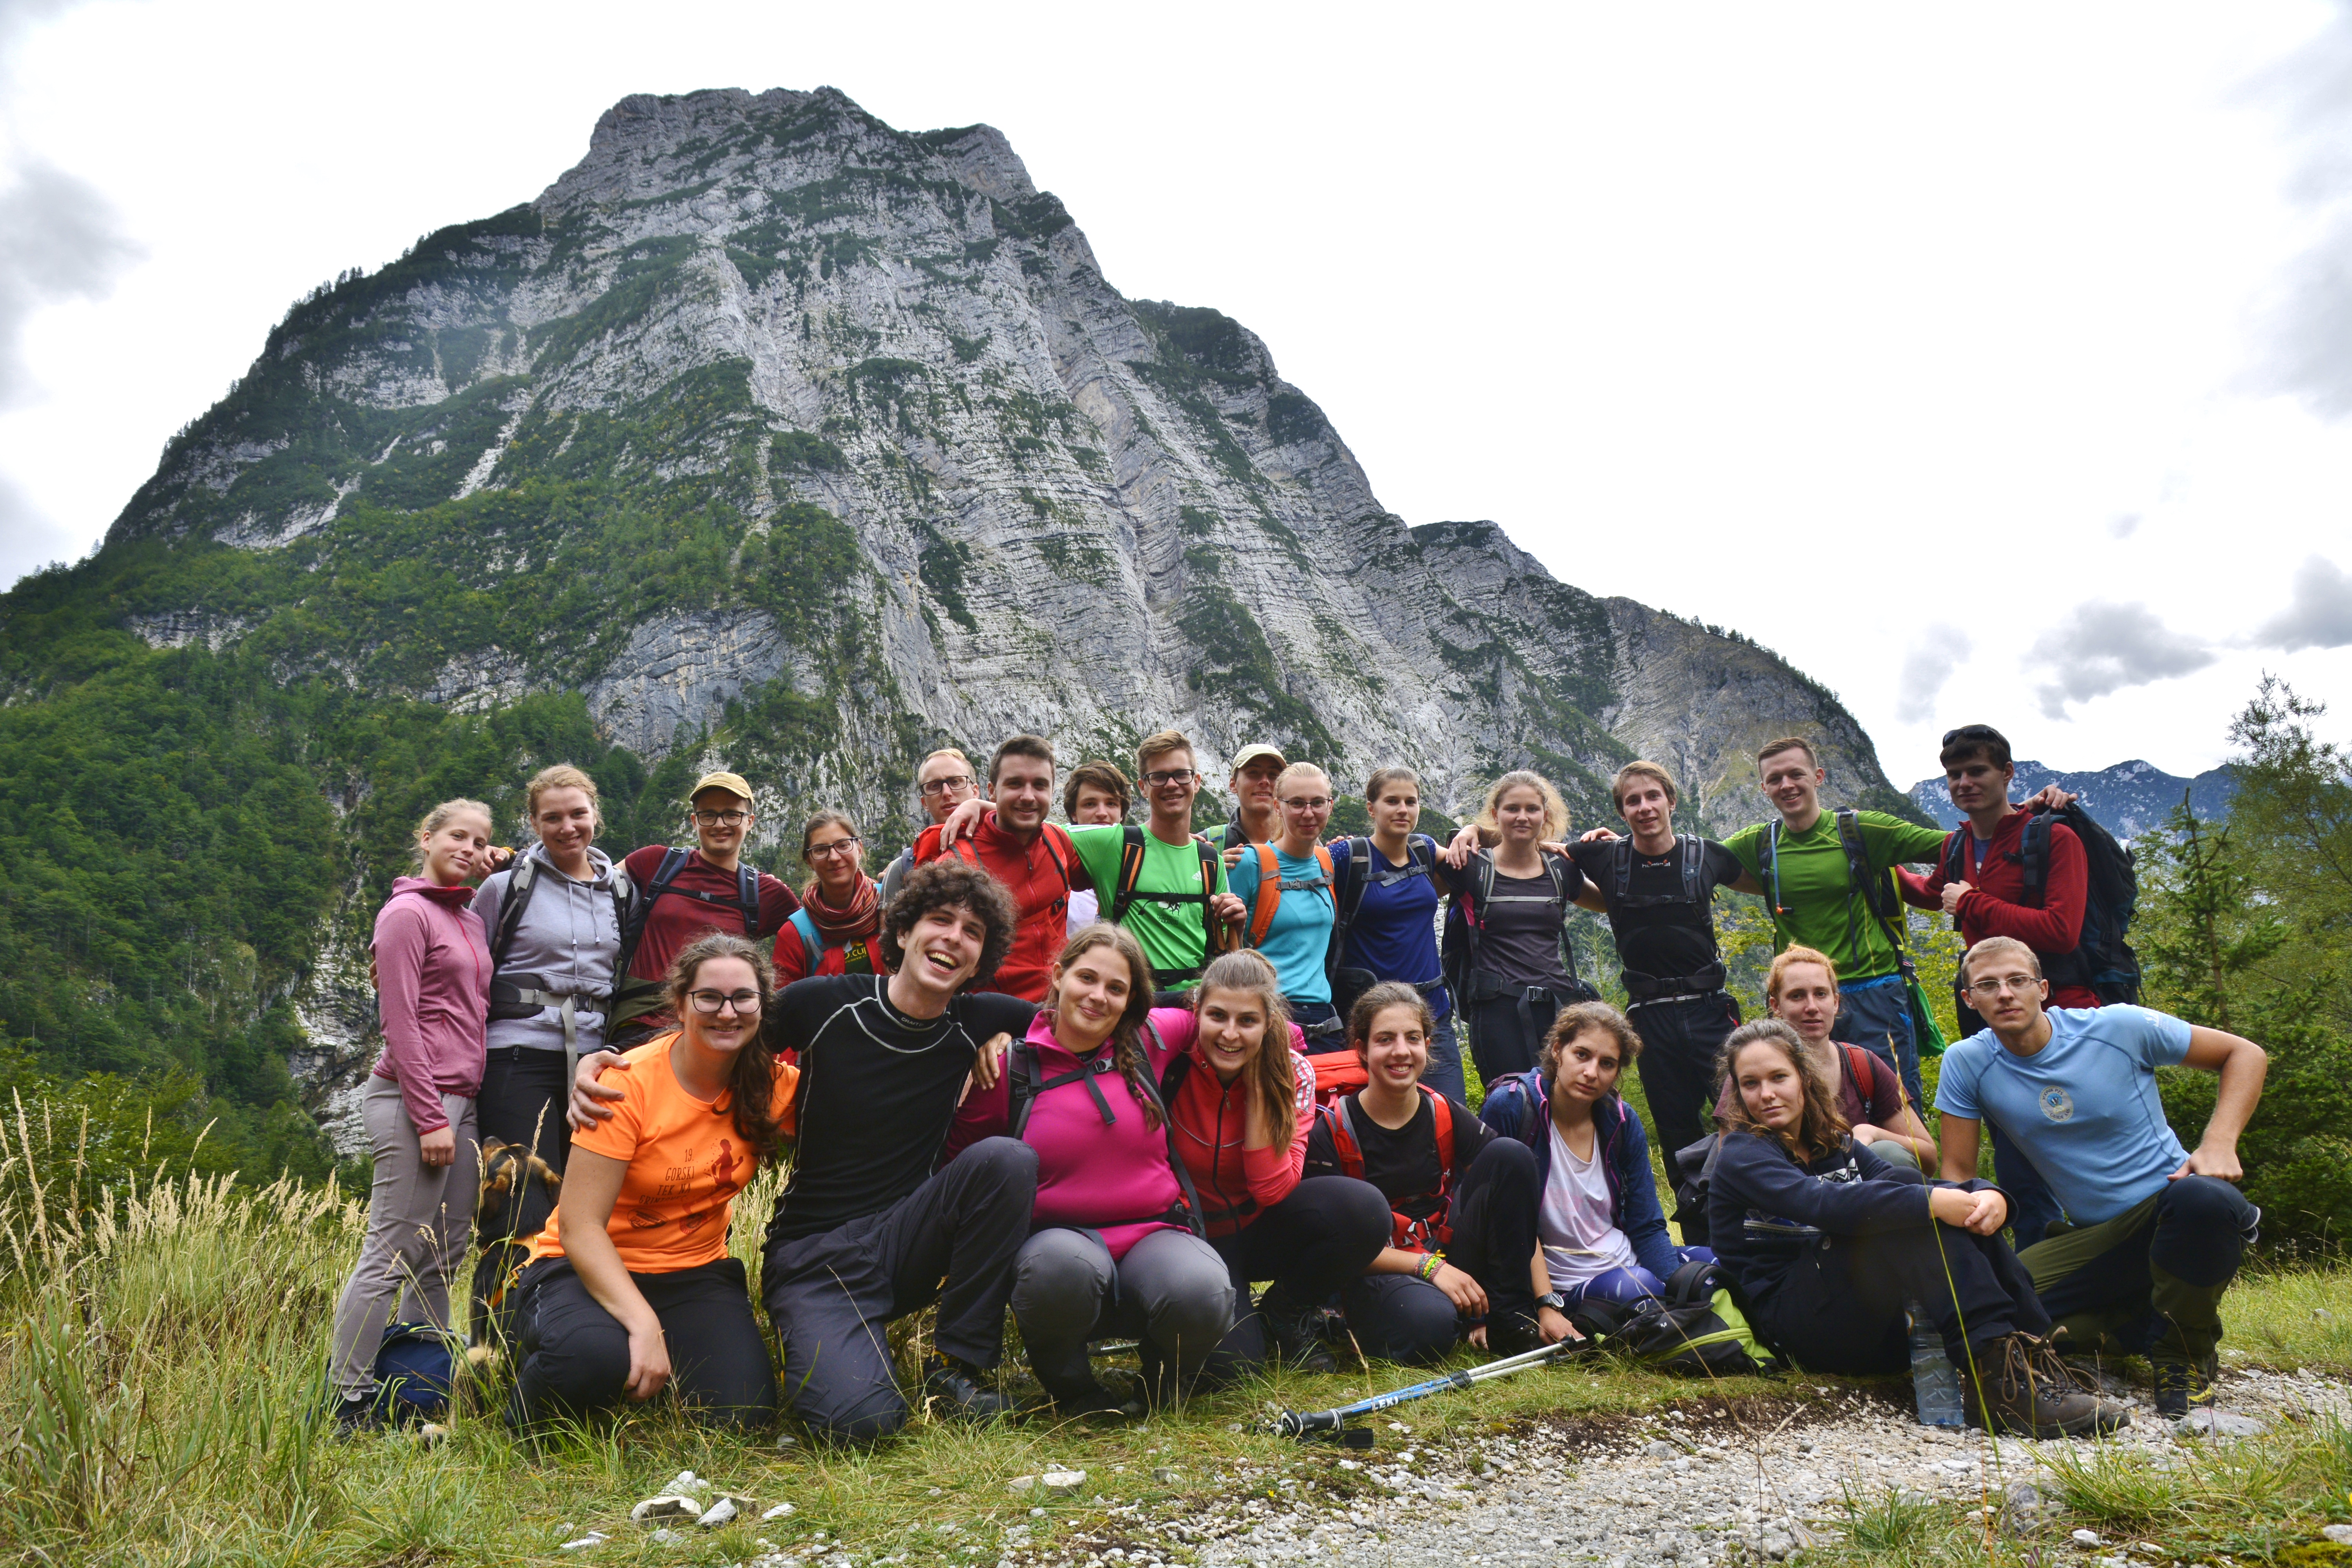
xmin=370 ymin=876 xmax=490 ymax=1134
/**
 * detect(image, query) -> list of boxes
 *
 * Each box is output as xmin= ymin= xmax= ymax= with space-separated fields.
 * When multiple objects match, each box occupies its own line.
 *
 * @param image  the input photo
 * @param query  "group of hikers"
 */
xmin=327 ymin=722 xmax=2269 ymax=1449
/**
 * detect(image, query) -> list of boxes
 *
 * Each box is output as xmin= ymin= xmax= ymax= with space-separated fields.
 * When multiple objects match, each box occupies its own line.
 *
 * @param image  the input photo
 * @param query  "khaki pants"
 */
xmin=327 ymin=1079 xmax=479 ymax=1397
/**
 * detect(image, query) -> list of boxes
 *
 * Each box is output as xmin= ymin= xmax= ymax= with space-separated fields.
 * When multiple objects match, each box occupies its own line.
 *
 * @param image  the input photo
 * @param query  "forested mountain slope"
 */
xmin=0 ymin=87 xmax=1918 ymax=1152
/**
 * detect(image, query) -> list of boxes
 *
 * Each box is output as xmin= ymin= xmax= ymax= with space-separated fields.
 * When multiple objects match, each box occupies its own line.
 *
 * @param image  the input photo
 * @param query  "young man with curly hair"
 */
xmin=572 ymin=860 xmax=1037 ymax=1443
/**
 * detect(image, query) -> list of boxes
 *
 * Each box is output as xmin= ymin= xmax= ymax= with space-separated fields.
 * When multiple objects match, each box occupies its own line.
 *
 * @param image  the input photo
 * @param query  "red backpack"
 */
xmin=1319 ymin=1085 xmax=1457 ymax=1252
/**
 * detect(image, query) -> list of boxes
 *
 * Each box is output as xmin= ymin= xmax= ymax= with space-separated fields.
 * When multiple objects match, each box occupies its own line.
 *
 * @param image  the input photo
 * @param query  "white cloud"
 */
xmin=0 ymin=158 xmax=138 ymax=405
xmin=2256 ymin=554 xmax=2352 ymax=650
xmin=2027 ymin=602 xmax=2220 ymax=720
xmin=1895 ymin=622 xmax=1974 ymax=723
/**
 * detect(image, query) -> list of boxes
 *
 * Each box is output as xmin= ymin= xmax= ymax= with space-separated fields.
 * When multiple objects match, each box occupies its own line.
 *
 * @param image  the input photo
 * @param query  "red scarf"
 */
xmin=800 ymin=873 xmax=881 ymax=949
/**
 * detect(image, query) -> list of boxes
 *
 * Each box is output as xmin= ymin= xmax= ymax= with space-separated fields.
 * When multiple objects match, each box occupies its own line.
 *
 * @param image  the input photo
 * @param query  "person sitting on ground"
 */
xmin=509 ymin=933 xmax=795 ymax=1431
xmin=1712 ymin=1018 xmax=2129 ymax=1438
xmin=1306 ymin=984 xmax=1550 ymax=1363
xmin=947 ymin=730 xmax=1244 ymax=1002
xmin=1479 ymin=1002 xmax=1712 ymax=1316
xmin=1325 ymin=767 xmax=1465 ymax=1102
xmin=941 ymin=926 xmax=1238 ymax=1412
xmin=1209 ymin=742 xmax=1288 ymax=865
xmin=911 ymin=735 xmax=1075 ymax=1003
xmin=1935 ymin=936 xmax=2267 ymax=1417
xmin=1710 ymin=947 xmax=1935 ymax=1170
xmin=573 ymin=860 xmax=1035 ymax=1444
xmin=880 ymin=748 xmax=980 ymax=904
xmin=1229 ymin=762 xmax=1344 ymax=1047
xmin=1061 ymin=762 xmax=1132 ymax=936
xmin=773 ymin=809 xmax=889 ymax=985
xmin=1436 ymin=771 xmax=1594 ymax=1085
xmin=328 ymin=799 xmax=494 ymax=1430
xmin=609 ymin=771 xmax=800 ymax=1049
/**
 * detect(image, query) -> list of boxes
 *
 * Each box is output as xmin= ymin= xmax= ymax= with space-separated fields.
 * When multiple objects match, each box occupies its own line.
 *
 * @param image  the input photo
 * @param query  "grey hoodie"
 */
xmin=471 ymin=843 xmax=621 ymax=1052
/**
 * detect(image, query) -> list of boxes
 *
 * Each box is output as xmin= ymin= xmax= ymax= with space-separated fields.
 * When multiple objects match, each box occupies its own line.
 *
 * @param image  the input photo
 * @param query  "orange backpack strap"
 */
xmin=1246 ymin=843 xmax=1283 ymax=950
xmin=1428 ymin=1087 xmax=1455 ymax=1178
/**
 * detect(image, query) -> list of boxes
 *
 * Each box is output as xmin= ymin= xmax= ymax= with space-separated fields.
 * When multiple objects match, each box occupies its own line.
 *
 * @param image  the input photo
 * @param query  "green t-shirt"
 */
xmin=1068 ymin=824 xmax=1231 ymax=989
xmin=1721 ymin=809 xmax=1946 ymax=982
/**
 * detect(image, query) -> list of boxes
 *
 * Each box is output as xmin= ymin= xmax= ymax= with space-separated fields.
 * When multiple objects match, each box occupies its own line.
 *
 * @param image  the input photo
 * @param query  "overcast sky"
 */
xmin=3 ymin=1 xmax=2349 ymax=781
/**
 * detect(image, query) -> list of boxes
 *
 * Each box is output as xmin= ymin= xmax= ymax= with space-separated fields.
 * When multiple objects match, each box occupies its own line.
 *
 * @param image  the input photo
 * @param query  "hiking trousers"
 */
xmin=509 ymin=1256 xmax=776 ymax=1431
xmin=328 ymin=1079 xmax=478 ymax=1399
xmin=477 ymin=1045 xmax=572 ymax=1177
xmin=1830 ymin=975 xmax=1925 ymax=1112
xmin=1341 ymin=1136 xmax=1542 ymax=1364
xmin=1204 ymin=1174 xmax=1393 ymax=1377
xmin=1465 ymin=982 xmax=1581 ymax=1087
xmin=1626 ymin=991 xmax=1741 ymax=1165
xmin=762 ymin=1136 xmax=1036 ymax=1445
xmin=1754 ymin=1222 xmax=2049 ymax=1376
xmin=1012 ymin=1227 xmax=1234 ymax=1396
xmin=2021 ymin=1177 xmax=2256 ymax=1365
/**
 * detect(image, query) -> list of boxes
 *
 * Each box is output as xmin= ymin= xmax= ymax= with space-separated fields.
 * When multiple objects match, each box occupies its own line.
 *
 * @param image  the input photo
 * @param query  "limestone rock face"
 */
xmin=103 ymin=84 xmax=1913 ymax=837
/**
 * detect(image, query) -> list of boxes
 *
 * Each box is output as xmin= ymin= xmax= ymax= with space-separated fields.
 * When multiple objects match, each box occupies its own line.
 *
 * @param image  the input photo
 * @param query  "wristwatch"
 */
xmin=1535 ymin=1292 xmax=1567 ymax=1313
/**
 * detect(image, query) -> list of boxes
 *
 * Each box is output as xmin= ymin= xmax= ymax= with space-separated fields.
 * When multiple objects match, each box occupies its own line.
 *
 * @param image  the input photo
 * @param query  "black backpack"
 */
xmin=1327 ymin=834 xmax=1439 ymax=1016
xmin=484 ymin=852 xmax=639 ymax=1029
xmin=604 ymin=848 xmax=764 ymax=1040
xmin=1107 ymin=825 xmax=1229 ymax=989
xmin=1439 ymin=849 xmax=1597 ymax=1005
xmin=1938 ymin=804 xmax=2140 ymax=1004
xmin=1567 ymin=1258 xmax=1778 ymax=1378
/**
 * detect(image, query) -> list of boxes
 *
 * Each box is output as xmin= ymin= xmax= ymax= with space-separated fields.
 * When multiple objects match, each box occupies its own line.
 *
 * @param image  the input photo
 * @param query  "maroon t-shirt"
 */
xmin=620 ymin=846 xmax=800 ymax=1027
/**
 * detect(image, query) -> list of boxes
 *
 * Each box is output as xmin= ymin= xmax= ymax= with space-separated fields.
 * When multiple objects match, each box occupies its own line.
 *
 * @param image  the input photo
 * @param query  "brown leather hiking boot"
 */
xmin=1965 ymin=1334 xmax=2133 ymax=1439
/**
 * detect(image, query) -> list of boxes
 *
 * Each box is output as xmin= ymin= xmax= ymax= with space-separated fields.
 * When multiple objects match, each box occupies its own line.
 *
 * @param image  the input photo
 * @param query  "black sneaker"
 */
xmin=920 ymin=1355 xmax=1015 ymax=1424
xmin=331 ymin=1392 xmax=383 ymax=1434
xmin=2153 ymin=1353 xmax=2219 ymax=1419
xmin=1256 ymin=1283 xmax=1338 ymax=1374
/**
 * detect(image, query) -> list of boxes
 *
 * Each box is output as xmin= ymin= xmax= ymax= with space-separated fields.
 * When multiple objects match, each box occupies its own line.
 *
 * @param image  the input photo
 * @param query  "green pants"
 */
xmin=2019 ymin=1177 xmax=2254 ymax=1363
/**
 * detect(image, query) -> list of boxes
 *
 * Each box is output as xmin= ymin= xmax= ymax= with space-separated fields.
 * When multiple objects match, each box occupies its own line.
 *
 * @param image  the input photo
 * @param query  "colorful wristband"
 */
xmin=1418 ymin=1252 xmax=1443 ymax=1282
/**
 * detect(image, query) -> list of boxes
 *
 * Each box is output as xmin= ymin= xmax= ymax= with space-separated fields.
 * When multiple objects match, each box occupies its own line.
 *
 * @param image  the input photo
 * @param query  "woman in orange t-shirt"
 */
xmin=510 ymin=931 xmax=797 ymax=1430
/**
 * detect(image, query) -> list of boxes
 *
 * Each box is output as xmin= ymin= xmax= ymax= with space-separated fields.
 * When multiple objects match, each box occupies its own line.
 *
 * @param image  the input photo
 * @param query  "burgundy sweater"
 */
xmin=1899 ymin=811 xmax=2099 ymax=1010
xmin=370 ymin=877 xmax=490 ymax=1133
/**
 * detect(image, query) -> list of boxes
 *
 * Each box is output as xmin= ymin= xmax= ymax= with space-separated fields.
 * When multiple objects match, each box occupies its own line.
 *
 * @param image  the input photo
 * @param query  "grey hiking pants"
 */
xmin=1011 ymin=1226 xmax=1234 ymax=1396
xmin=328 ymin=1077 xmax=479 ymax=1398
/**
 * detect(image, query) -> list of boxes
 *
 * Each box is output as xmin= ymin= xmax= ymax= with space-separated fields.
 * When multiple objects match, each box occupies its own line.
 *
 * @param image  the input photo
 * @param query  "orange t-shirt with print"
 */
xmin=529 ymin=1033 xmax=799 ymax=1274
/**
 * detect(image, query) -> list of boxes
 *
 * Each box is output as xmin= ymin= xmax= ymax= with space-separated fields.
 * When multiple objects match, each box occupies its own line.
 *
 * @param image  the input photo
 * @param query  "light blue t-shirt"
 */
xmin=1229 ymin=843 xmax=1336 ymax=1005
xmin=1935 ymin=1005 xmax=2194 ymax=1224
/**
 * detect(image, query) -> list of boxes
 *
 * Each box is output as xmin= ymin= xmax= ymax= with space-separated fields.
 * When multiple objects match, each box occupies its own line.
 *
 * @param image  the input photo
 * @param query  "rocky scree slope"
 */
xmin=0 ymin=87 xmax=1916 ymax=1140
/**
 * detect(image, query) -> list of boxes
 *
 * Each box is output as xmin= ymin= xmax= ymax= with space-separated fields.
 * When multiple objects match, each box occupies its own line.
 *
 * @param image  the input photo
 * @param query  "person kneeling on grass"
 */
xmin=1479 ymin=1002 xmax=1713 ymax=1316
xmin=1709 ymin=946 xmax=1936 ymax=1171
xmin=509 ymin=932 xmax=793 ymax=1431
xmin=1306 ymin=984 xmax=1553 ymax=1362
xmin=1935 ymin=935 xmax=2267 ymax=1417
xmin=1712 ymin=1019 xmax=2130 ymax=1438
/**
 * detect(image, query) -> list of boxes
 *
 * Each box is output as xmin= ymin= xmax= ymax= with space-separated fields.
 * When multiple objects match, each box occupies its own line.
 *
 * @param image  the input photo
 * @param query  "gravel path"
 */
xmin=1022 ymin=1366 xmax=2348 ymax=1568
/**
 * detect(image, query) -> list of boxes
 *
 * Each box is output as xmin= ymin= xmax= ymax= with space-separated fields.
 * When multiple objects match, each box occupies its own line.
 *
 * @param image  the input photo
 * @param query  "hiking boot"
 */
xmin=1257 ymin=1283 xmax=1338 ymax=1374
xmin=330 ymin=1392 xmax=383 ymax=1434
xmin=1965 ymin=1334 xmax=2132 ymax=1439
xmin=2153 ymin=1352 xmax=2219 ymax=1419
xmin=919 ymin=1355 xmax=1015 ymax=1424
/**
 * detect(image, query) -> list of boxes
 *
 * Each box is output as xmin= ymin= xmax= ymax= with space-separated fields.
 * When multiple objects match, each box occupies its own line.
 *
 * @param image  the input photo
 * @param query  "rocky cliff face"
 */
xmin=102 ymin=85 xmax=1913 ymax=843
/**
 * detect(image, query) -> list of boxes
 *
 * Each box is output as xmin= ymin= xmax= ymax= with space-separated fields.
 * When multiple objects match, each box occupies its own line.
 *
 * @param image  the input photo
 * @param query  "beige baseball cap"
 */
xmin=1230 ymin=743 xmax=1287 ymax=774
xmin=689 ymin=771 xmax=754 ymax=804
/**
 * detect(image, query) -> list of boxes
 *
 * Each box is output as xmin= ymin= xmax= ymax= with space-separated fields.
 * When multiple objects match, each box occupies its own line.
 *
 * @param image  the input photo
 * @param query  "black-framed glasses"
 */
xmin=1141 ymin=769 xmax=1196 ymax=788
xmin=919 ymin=775 xmax=975 ymax=796
xmin=808 ymin=837 xmax=863 ymax=858
xmin=693 ymin=809 xmax=749 ymax=826
xmin=687 ymin=989 xmax=764 ymax=1015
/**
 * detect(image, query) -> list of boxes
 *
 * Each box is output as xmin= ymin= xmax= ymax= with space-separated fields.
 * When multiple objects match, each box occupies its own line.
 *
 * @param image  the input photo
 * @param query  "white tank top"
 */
xmin=1540 ymin=1119 xmax=1639 ymax=1285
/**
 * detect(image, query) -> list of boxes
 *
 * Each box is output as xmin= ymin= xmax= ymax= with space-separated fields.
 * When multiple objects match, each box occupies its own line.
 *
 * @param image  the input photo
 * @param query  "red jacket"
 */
xmin=1153 ymin=1009 xmax=1315 ymax=1238
xmin=1899 ymin=811 xmax=2099 ymax=1009
xmin=913 ymin=816 xmax=1076 ymax=1003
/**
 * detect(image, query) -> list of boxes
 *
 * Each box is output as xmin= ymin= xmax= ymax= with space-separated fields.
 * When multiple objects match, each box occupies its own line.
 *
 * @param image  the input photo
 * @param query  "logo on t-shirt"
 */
xmin=2039 ymin=1087 xmax=2075 ymax=1123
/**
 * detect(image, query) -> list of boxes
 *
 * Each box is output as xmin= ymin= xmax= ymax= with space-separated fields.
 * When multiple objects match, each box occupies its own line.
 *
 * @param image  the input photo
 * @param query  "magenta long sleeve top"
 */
xmin=369 ymin=876 xmax=490 ymax=1134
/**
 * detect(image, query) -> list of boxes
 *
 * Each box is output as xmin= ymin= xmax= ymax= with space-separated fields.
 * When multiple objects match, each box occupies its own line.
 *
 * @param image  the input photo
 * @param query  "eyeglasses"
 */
xmin=1281 ymin=797 xmax=1333 ymax=811
xmin=1962 ymin=975 xmax=2043 ymax=998
xmin=919 ymin=776 xmax=975 ymax=797
xmin=687 ymin=989 xmax=764 ymax=1015
xmin=808 ymin=837 xmax=863 ymax=858
xmin=693 ymin=809 xmax=749 ymax=826
xmin=1141 ymin=769 xmax=1196 ymax=788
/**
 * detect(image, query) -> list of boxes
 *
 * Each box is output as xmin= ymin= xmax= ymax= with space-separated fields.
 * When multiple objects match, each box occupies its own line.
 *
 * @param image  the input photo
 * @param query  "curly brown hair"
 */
xmin=1714 ymin=1018 xmax=1849 ymax=1161
xmin=1538 ymin=1000 xmax=1642 ymax=1085
xmin=662 ymin=931 xmax=789 ymax=1166
xmin=878 ymin=859 xmax=1018 ymax=989
xmin=1045 ymin=924 xmax=1165 ymax=1129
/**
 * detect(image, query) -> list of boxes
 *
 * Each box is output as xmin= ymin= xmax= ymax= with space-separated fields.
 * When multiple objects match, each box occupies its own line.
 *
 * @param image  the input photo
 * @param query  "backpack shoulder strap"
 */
xmin=1005 ymin=1040 xmax=1042 ymax=1140
xmin=2020 ymin=809 xmax=2051 ymax=908
xmin=1612 ymin=834 xmax=1636 ymax=906
xmin=1329 ymin=836 xmax=1373 ymax=962
xmin=1760 ymin=819 xmax=1785 ymax=914
xmin=788 ymin=908 xmax=824 ymax=972
xmin=1941 ymin=827 xmax=1967 ymax=886
xmin=612 ymin=846 xmax=691 ymax=983
xmin=1110 ymin=825 xmax=1149 ymax=925
xmin=1427 ymin=1087 xmax=1455 ymax=1178
xmin=1040 ymin=824 xmax=1074 ymax=893
xmin=737 ymin=864 xmax=762 ymax=935
xmin=1246 ymin=843 xmax=1283 ymax=949
xmin=1196 ymin=835 xmax=1225 ymax=958
xmin=1158 ymin=1039 xmax=1192 ymax=1103
xmin=1325 ymin=1097 xmax=1367 ymax=1181
xmin=489 ymin=855 xmax=539 ymax=969
xmin=1679 ymin=834 xmax=1705 ymax=905
xmin=1314 ymin=844 xmax=1336 ymax=883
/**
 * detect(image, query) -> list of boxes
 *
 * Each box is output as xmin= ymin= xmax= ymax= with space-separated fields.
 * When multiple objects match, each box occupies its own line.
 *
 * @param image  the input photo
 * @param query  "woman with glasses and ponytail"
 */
xmin=508 ymin=931 xmax=797 ymax=1431
xmin=775 ymin=810 xmax=889 ymax=984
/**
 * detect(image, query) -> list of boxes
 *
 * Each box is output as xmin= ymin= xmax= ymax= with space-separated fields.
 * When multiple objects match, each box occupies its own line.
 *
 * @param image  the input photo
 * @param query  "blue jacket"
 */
xmin=1479 ymin=1068 xmax=1679 ymax=1279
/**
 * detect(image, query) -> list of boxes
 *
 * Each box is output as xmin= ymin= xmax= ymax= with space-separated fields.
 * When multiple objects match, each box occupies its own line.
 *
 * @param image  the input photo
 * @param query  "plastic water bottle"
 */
xmin=1907 ymin=1300 xmax=1965 ymax=1428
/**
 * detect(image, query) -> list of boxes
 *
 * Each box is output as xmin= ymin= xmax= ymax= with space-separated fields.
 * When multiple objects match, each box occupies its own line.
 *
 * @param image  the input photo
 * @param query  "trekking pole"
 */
xmin=1264 ymin=1338 xmax=1589 ymax=1440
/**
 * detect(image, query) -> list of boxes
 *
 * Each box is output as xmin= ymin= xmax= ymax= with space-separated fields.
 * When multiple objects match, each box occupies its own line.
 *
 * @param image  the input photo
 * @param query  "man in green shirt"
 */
xmin=1719 ymin=737 xmax=1949 ymax=1108
xmin=941 ymin=728 xmax=1243 ymax=1000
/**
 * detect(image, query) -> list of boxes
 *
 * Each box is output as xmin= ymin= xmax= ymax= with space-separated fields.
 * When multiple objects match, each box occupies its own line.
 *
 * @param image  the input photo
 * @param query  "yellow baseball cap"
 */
xmin=690 ymin=771 xmax=753 ymax=804
xmin=1230 ymin=744 xmax=1287 ymax=773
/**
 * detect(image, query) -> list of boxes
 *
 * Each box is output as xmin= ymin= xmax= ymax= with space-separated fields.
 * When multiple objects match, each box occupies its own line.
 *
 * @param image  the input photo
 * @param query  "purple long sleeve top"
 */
xmin=369 ymin=876 xmax=490 ymax=1133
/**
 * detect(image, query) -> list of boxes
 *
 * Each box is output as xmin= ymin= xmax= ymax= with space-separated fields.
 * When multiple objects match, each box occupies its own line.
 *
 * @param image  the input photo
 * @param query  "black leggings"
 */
xmin=510 ymin=1256 xmax=776 ymax=1431
xmin=478 ymin=1047 xmax=573 ymax=1175
xmin=1751 ymin=1223 xmax=2051 ymax=1375
xmin=1339 ymin=1137 xmax=1543 ymax=1364
xmin=1205 ymin=1175 xmax=1393 ymax=1377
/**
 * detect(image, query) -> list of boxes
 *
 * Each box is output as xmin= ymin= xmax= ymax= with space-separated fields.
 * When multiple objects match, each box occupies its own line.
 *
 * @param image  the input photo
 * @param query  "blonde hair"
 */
xmin=524 ymin=764 xmax=601 ymax=825
xmin=412 ymin=798 xmax=492 ymax=875
xmin=1766 ymin=945 xmax=1839 ymax=1005
xmin=1475 ymin=771 xmax=1568 ymax=842
xmin=1274 ymin=761 xmax=1329 ymax=798
xmin=1962 ymin=935 xmax=2043 ymax=986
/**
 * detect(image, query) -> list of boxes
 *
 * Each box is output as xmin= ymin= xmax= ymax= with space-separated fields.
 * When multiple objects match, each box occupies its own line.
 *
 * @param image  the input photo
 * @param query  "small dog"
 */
xmin=470 ymin=1138 xmax=562 ymax=1367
